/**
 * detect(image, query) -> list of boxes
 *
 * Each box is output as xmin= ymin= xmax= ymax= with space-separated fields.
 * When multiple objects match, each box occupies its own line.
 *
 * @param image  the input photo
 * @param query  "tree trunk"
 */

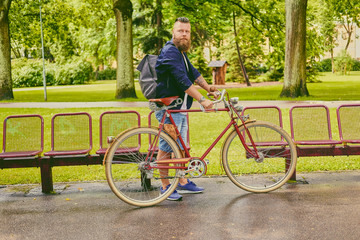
xmin=156 ymin=0 xmax=163 ymax=55
xmin=0 ymin=0 xmax=14 ymax=100
xmin=280 ymin=0 xmax=309 ymax=98
xmin=331 ymin=48 xmax=334 ymax=73
xmin=113 ymin=0 xmax=137 ymax=99
xmin=233 ymin=11 xmax=251 ymax=86
xmin=344 ymin=24 xmax=353 ymax=51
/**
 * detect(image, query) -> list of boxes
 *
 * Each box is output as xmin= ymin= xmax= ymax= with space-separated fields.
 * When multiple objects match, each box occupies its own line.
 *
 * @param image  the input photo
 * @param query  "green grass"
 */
xmin=10 ymin=80 xmax=147 ymax=102
xmin=223 ymin=71 xmax=360 ymax=101
xmin=4 ymin=71 xmax=360 ymax=102
xmin=1 ymin=72 xmax=360 ymax=185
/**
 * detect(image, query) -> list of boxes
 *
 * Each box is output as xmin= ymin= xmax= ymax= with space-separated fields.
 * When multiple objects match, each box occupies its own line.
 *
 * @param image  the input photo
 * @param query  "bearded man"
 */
xmin=154 ymin=17 xmax=218 ymax=201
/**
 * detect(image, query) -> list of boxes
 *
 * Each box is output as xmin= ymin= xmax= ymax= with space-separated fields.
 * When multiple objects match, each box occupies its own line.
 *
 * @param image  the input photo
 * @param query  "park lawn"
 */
xmin=222 ymin=71 xmax=360 ymax=101
xmin=1 ymin=107 xmax=360 ymax=185
xmin=4 ymin=71 xmax=360 ymax=102
xmin=11 ymin=80 xmax=148 ymax=102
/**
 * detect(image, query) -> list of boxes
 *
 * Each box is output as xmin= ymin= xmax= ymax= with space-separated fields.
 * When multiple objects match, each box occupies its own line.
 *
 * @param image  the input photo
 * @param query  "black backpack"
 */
xmin=136 ymin=54 xmax=158 ymax=99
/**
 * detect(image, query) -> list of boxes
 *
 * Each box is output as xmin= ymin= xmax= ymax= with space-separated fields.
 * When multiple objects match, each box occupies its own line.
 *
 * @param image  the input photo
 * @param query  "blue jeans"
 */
xmin=155 ymin=110 xmax=188 ymax=152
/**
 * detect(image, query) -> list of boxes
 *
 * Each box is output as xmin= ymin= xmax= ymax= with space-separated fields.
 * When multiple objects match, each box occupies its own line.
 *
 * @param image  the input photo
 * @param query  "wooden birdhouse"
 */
xmin=208 ymin=61 xmax=228 ymax=85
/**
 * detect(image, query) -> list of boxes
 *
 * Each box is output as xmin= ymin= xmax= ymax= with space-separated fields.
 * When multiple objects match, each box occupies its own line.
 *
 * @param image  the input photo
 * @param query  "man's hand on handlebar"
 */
xmin=208 ymin=86 xmax=220 ymax=100
xmin=200 ymin=99 xmax=213 ymax=109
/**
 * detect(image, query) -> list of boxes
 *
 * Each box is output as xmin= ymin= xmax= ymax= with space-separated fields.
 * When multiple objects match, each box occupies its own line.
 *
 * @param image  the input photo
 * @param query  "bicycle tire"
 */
xmin=221 ymin=121 xmax=297 ymax=193
xmin=105 ymin=127 xmax=182 ymax=207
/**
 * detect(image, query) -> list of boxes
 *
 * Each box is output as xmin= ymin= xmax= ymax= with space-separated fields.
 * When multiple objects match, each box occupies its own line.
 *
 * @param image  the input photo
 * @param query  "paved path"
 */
xmin=1 ymin=171 xmax=360 ymax=240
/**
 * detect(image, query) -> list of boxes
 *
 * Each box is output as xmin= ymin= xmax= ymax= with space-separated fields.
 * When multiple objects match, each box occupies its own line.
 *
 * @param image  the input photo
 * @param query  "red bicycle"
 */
xmin=105 ymin=90 xmax=297 ymax=207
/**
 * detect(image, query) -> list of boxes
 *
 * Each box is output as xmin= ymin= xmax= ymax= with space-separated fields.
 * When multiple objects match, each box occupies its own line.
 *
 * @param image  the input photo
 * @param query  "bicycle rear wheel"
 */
xmin=222 ymin=121 xmax=297 ymax=192
xmin=105 ymin=127 xmax=182 ymax=207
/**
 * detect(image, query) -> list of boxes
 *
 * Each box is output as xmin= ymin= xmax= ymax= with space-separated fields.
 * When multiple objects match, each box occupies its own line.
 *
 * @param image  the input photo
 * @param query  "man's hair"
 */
xmin=174 ymin=17 xmax=190 ymax=23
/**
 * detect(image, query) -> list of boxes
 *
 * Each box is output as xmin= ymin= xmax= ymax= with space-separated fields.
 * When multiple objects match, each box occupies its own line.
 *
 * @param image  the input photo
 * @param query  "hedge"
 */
xmin=318 ymin=58 xmax=360 ymax=72
xmin=11 ymin=58 xmax=93 ymax=88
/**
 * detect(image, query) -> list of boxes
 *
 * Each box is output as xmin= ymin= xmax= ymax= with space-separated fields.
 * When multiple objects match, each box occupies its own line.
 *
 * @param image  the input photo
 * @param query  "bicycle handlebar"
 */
xmin=199 ymin=89 xmax=227 ymax=112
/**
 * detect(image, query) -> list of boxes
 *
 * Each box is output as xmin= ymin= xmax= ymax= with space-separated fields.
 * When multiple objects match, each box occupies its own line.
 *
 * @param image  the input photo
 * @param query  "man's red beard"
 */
xmin=173 ymin=37 xmax=191 ymax=52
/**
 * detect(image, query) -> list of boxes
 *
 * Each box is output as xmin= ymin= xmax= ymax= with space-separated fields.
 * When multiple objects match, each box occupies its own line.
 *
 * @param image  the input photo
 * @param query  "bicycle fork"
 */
xmin=232 ymin=120 xmax=261 ymax=160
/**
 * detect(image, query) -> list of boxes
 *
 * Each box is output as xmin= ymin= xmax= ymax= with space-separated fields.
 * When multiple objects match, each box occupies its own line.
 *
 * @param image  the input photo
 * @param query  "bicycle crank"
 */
xmin=184 ymin=158 xmax=207 ymax=178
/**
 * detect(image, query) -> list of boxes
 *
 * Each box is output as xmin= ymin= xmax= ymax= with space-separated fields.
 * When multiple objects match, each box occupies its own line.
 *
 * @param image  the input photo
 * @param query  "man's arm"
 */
xmin=185 ymin=85 xmax=213 ymax=109
xmin=195 ymin=75 xmax=219 ymax=98
xmin=194 ymin=75 xmax=211 ymax=92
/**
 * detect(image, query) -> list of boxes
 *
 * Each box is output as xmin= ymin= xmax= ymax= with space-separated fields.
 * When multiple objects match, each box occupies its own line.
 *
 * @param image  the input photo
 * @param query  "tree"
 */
xmin=315 ymin=0 xmax=337 ymax=73
xmin=328 ymin=0 xmax=360 ymax=51
xmin=9 ymin=0 xmax=79 ymax=62
xmin=113 ymin=0 xmax=137 ymax=99
xmin=133 ymin=0 xmax=170 ymax=55
xmin=227 ymin=0 xmax=286 ymax=82
xmin=70 ymin=0 xmax=116 ymax=77
xmin=280 ymin=0 xmax=309 ymax=98
xmin=0 ymin=0 xmax=14 ymax=100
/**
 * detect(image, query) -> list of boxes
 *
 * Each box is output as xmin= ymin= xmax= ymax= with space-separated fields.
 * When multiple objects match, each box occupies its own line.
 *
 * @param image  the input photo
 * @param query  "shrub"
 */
xmin=318 ymin=58 xmax=332 ymax=72
xmin=55 ymin=58 xmax=93 ymax=85
xmin=95 ymin=68 xmax=116 ymax=80
xmin=12 ymin=57 xmax=93 ymax=88
xmin=12 ymin=58 xmax=56 ymax=88
xmin=352 ymin=59 xmax=360 ymax=71
xmin=334 ymin=50 xmax=353 ymax=74
xmin=318 ymin=58 xmax=360 ymax=72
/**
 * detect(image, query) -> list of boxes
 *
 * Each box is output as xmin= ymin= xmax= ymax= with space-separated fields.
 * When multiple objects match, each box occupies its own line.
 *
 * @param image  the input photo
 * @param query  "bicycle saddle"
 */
xmin=149 ymin=96 xmax=180 ymax=106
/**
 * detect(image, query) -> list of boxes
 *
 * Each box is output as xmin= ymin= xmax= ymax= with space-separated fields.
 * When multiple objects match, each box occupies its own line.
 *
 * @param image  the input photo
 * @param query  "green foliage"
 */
xmin=133 ymin=0 xmax=172 ymax=54
xmin=7 ymin=0 xmax=360 ymax=89
xmin=353 ymin=60 xmax=360 ymax=71
xmin=12 ymin=58 xmax=56 ymax=87
xmin=319 ymin=58 xmax=360 ymax=73
xmin=334 ymin=50 xmax=353 ymax=75
xmin=187 ymin=47 xmax=211 ymax=82
xmin=318 ymin=59 xmax=333 ymax=72
xmin=96 ymin=68 xmax=117 ymax=81
xmin=54 ymin=58 xmax=93 ymax=85
xmin=11 ymin=57 xmax=93 ymax=87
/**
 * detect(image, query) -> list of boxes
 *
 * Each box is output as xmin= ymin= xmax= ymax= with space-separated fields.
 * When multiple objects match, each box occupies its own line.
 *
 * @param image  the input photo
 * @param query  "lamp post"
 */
xmin=39 ymin=0 xmax=47 ymax=101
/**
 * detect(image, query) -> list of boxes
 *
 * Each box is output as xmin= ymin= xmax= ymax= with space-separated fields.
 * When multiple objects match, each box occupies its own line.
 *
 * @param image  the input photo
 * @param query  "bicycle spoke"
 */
xmin=105 ymin=127 xmax=181 ymax=207
xmin=222 ymin=121 xmax=297 ymax=192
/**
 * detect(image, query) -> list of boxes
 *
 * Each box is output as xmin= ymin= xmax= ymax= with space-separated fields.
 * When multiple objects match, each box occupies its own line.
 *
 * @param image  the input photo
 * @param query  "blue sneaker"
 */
xmin=177 ymin=179 xmax=204 ymax=194
xmin=160 ymin=184 xmax=182 ymax=201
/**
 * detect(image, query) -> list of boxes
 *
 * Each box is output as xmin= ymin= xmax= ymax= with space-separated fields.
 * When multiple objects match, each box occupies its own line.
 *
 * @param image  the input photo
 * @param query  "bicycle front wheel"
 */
xmin=105 ymin=127 xmax=182 ymax=207
xmin=222 ymin=121 xmax=297 ymax=193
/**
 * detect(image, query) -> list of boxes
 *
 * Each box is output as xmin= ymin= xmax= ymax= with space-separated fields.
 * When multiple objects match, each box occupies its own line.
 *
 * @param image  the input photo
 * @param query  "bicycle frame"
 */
xmin=146 ymin=94 xmax=260 ymax=172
